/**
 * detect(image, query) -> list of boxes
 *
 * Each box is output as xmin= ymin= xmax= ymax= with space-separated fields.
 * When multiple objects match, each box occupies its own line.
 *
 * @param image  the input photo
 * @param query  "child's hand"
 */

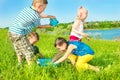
xmin=86 ymin=36 xmax=90 ymax=41
xmin=81 ymin=33 xmax=90 ymax=41
xmin=48 ymin=15 xmax=55 ymax=19
xmin=81 ymin=33 xmax=87 ymax=37
xmin=47 ymin=62 xmax=59 ymax=66
xmin=52 ymin=63 xmax=59 ymax=66
xmin=50 ymin=16 xmax=55 ymax=18
xmin=39 ymin=14 xmax=55 ymax=18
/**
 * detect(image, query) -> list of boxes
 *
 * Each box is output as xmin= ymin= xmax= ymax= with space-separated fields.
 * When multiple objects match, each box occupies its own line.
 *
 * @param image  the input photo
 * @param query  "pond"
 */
xmin=85 ymin=28 xmax=120 ymax=40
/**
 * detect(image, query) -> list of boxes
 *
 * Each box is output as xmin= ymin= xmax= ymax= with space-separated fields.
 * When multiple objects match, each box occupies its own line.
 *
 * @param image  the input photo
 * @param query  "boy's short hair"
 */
xmin=28 ymin=32 xmax=39 ymax=41
xmin=32 ymin=0 xmax=48 ymax=6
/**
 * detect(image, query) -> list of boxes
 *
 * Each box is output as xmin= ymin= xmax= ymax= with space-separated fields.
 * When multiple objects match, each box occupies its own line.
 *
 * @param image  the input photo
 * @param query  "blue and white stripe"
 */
xmin=9 ymin=7 xmax=41 ymax=35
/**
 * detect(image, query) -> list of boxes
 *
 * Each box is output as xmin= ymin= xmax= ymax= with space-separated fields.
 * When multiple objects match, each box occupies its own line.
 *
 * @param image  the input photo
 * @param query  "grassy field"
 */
xmin=0 ymin=29 xmax=120 ymax=80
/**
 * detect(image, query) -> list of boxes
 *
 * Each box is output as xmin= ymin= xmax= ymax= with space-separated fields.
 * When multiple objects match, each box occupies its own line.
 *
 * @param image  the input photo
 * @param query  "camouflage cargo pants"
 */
xmin=9 ymin=32 xmax=34 ymax=61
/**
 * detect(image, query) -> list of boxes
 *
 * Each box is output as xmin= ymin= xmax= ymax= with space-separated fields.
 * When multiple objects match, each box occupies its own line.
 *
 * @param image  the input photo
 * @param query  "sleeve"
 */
xmin=34 ymin=18 xmax=41 ymax=27
xmin=33 ymin=46 xmax=40 ymax=55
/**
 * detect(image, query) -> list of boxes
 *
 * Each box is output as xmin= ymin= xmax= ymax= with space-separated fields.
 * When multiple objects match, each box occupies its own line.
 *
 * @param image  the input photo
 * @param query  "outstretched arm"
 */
xmin=38 ymin=24 xmax=52 ymax=28
xmin=54 ymin=44 xmax=76 ymax=64
xmin=39 ymin=14 xmax=55 ymax=18
xmin=52 ymin=51 xmax=63 ymax=63
xmin=39 ymin=52 xmax=43 ymax=58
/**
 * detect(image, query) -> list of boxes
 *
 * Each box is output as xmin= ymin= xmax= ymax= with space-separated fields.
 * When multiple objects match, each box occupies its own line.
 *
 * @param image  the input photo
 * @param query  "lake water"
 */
xmin=85 ymin=28 xmax=120 ymax=40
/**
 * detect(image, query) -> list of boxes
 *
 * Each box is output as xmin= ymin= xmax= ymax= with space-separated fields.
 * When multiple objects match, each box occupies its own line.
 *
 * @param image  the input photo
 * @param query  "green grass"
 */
xmin=0 ymin=29 xmax=120 ymax=80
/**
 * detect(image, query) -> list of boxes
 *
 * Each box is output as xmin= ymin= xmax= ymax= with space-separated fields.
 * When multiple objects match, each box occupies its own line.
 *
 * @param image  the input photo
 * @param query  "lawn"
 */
xmin=0 ymin=29 xmax=120 ymax=80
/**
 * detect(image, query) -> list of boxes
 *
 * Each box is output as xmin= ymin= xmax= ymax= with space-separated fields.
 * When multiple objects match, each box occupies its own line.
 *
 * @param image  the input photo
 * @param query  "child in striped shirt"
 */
xmin=9 ymin=0 xmax=56 ymax=65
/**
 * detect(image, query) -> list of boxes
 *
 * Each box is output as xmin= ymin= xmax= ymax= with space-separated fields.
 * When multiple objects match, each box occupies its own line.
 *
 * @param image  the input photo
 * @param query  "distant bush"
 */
xmin=37 ymin=21 xmax=120 ymax=35
xmin=85 ymin=21 xmax=120 ymax=29
xmin=53 ymin=24 xmax=72 ymax=35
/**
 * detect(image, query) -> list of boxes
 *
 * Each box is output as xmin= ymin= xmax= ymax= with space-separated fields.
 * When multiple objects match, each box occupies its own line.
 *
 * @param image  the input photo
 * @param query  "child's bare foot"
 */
xmin=94 ymin=67 xmax=100 ymax=73
xmin=89 ymin=65 xmax=100 ymax=72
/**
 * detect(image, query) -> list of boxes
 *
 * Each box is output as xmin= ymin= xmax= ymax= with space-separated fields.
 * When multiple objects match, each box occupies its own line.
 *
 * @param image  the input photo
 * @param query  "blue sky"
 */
xmin=0 ymin=0 xmax=120 ymax=27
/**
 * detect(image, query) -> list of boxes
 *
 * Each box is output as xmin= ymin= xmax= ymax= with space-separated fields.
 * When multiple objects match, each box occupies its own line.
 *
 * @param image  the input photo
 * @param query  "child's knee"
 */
xmin=75 ymin=62 xmax=83 ymax=69
xmin=75 ymin=62 xmax=89 ymax=71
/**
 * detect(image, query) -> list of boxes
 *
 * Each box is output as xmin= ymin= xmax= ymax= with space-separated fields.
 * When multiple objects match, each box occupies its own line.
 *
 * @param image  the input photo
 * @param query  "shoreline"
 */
xmin=84 ymin=27 xmax=120 ymax=30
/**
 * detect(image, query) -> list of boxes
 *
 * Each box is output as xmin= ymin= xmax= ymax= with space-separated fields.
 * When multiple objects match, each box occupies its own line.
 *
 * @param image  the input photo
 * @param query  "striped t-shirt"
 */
xmin=9 ymin=7 xmax=41 ymax=35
